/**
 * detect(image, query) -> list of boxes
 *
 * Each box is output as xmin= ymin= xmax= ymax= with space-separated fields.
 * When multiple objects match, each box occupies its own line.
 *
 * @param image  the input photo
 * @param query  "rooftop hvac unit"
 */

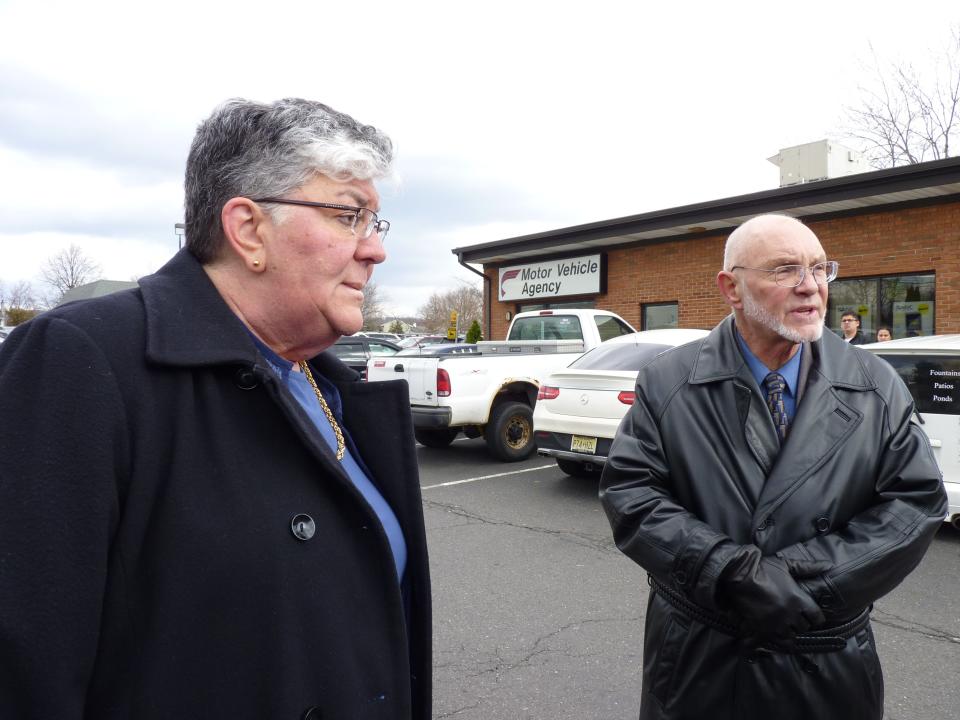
xmin=767 ymin=140 xmax=872 ymax=187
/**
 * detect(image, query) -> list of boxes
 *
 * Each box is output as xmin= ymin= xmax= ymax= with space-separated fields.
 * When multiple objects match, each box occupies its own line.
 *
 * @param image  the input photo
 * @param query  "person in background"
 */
xmin=0 ymin=98 xmax=431 ymax=720
xmin=876 ymin=326 xmax=893 ymax=342
xmin=600 ymin=214 xmax=945 ymax=720
xmin=839 ymin=310 xmax=867 ymax=344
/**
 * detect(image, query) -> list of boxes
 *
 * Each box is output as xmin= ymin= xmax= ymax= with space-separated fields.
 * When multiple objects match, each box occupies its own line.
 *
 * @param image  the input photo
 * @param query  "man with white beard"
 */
xmin=600 ymin=214 xmax=946 ymax=720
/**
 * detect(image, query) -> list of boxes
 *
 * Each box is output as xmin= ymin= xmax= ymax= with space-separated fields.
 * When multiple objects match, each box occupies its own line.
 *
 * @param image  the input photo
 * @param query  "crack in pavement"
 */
xmin=439 ymin=615 xmax=644 ymax=681
xmin=423 ymin=498 xmax=619 ymax=554
xmin=871 ymin=606 xmax=960 ymax=645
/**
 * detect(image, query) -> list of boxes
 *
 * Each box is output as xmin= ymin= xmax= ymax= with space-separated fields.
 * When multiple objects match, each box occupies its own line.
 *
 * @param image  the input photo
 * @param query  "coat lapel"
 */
xmin=737 ymin=369 xmax=779 ymax=480
xmin=752 ymin=369 xmax=863 ymax=521
xmin=753 ymin=332 xmax=877 ymax=522
xmin=691 ymin=316 xmax=779 ymax=507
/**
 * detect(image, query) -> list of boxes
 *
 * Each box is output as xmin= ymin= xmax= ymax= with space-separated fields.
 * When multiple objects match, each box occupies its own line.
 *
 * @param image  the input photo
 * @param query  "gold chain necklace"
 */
xmin=298 ymin=361 xmax=345 ymax=461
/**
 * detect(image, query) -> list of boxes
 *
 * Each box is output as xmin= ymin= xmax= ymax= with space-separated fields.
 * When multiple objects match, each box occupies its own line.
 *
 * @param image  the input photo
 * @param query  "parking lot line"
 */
xmin=421 ymin=464 xmax=555 ymax=490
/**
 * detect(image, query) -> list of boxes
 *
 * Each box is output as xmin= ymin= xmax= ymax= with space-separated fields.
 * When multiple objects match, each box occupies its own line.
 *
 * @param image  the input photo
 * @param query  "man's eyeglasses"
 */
xmin=252 ymin=198 xmax=390 ymax=241
xmin=730 ymin=261 xmax=839 ymax=287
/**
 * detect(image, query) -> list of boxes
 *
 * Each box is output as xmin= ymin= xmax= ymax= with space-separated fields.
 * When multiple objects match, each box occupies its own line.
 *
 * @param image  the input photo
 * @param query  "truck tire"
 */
xmin=485 ymin=401 xmax=535 ymax=462
xmin=414 ymin=427 xmax=460 ymax=448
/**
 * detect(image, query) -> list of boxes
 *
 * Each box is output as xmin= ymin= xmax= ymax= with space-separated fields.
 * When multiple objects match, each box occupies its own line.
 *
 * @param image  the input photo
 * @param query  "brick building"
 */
xmin=454 ymin=156 xmax=960 ymax=342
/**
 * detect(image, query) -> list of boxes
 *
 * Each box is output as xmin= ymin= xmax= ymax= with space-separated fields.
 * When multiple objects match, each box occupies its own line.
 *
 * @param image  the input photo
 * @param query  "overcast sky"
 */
xmin=1 ymin=0 xmax=956 ymax=315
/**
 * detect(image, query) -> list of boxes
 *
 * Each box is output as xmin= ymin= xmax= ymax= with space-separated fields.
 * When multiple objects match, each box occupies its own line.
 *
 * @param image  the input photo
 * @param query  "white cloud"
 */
xmin=1 ymin=0 xmax=956 ymax=318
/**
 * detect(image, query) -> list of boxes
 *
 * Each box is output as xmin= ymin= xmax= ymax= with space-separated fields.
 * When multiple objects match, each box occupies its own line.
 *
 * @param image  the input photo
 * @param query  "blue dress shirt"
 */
xmin=735 ymin=330 xmax=803 ymax=422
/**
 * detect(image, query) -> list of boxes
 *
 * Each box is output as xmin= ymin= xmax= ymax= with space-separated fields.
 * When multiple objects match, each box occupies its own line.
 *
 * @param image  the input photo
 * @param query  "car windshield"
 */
xmin=329 ymin=342 xmax=366 ymax=360
xmin=570 ymin=342 xmax=672 ymax=371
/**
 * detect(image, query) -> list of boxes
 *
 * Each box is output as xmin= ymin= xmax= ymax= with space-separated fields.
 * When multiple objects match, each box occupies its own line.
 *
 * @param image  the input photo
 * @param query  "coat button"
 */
xmin=291 ymin=514 xmax=316 ymax=541
xmin=234 ymin=366 xmax=260 ymax=390
xmin=302 ymin=707 xmax=322 ymax=720
xmin=672 ymin=570 xmax=688 ymax=586
xmin=814 ymin=516 xmax=830 ymax=533
xmin=817 ymin=593 xmax=835 ymax=608
xmin=756 ymin=520 xmax=767 ymax=532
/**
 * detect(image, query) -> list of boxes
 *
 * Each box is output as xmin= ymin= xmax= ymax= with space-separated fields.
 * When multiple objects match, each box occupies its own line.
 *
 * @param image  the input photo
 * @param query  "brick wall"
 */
xmin=483 ymin=200 xmax=960 ymax=340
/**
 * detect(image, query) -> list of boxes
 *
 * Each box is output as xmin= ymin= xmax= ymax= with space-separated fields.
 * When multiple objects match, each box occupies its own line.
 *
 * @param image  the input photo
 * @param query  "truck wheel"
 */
xmin=556 ymin=458 xmax=595 ymax=478
xmin=485 ymin=401 xmax=535 ymax=462
xmin=414 ymin=427 xmax=460 ymax=448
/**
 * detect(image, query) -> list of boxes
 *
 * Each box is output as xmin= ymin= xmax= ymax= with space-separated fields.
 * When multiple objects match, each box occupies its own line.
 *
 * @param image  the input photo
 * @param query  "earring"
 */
xmin=252 ymin=259 xmax=261 ymax=267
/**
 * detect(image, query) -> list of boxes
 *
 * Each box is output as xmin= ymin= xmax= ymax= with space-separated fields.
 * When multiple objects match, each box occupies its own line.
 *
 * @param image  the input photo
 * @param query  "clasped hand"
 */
xmin=720 ymin=545 xmax=831 ymax=643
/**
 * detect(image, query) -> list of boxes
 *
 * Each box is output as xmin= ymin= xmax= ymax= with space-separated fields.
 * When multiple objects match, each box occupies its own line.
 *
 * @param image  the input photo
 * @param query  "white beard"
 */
xmin=741 ymin=284 xmax=824 ymax=344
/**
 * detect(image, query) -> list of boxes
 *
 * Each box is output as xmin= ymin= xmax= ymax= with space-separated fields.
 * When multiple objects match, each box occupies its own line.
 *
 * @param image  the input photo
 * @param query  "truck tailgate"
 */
xmin=368 ymin=356 xmax=439 ymax=406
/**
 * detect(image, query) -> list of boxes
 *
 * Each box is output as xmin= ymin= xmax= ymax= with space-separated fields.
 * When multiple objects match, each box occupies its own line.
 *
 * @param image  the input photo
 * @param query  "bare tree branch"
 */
xmin=843 ymin=29 xmax=960 ymax=167
xmin=361 ymin=281 xmax=388 ymax=331
xmin=41 ymin=244 xmax=101 ymax=302
xmin=417 ymin=282 xmax=483 ymax=335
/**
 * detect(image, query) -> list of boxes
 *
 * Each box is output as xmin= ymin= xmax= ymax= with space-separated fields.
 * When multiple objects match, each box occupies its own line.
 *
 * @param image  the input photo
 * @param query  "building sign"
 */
xmin=499 ymin=254 xmax=603 ymax=302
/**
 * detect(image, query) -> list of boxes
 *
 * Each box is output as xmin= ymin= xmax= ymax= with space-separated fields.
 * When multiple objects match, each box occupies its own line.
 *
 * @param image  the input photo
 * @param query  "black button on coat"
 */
xmin=600 ymin=315 xmax=946 ymax=720
xmin=0 ymin=249 xmax=431 ymax=719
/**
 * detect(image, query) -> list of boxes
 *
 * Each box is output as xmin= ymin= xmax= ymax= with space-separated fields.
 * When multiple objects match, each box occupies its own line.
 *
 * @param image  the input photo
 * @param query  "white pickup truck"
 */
xmin=366 ymin=309 xmax=636 ymax=461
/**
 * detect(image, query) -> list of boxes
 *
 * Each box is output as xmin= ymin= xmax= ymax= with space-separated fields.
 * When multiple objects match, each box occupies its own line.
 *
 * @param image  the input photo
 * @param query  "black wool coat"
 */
xmin=0 ymin=250 xmax=431 ymax=720
xmin=600 ymin=315 xmax=946 ymax=720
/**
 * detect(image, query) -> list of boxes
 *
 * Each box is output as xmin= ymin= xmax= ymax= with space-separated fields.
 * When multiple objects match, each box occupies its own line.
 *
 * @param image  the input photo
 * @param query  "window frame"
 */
xmin=641 ymin=301 xmax=679 ymax=331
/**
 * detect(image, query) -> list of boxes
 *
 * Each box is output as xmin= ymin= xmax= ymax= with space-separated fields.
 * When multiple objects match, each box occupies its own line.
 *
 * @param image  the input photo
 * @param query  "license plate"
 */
xmin=570 ymin=435 xmax=598 ymax=454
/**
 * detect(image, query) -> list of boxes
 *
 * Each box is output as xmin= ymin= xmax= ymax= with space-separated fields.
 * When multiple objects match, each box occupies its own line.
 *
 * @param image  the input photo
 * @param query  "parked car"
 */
xmin=533 ymin=328 xmax=709 ymax=477
xmin=396 ymin=335 xmax=449 ymax=350
xmin=330 ymin=336 xmax=400 ymax=380
xmin=368 ymin=309 xmax=637 ymax=461
xmin=358 ymin=331 xmax=403 ymax=343
xmin=861 ymin=334 xmax=960 ymax=528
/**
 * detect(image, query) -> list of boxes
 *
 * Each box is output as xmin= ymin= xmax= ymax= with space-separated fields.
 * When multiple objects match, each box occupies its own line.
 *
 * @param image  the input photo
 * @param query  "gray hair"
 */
xmin=184 ymin=98 xmax=394 ymax=263
xmin=722 ymin=213 xmax=807 ymax=270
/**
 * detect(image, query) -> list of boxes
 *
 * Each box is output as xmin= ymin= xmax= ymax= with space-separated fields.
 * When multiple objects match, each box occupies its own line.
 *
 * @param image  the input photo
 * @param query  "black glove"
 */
xmin=719 ymin=545 xmax=831 ymax=639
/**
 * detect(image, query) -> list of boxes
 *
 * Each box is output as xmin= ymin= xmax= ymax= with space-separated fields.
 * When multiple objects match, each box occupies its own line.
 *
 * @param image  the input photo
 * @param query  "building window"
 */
xmin=642 ymin=302 xmax=678 ymax=330
xmin=828 ymin=273 xmax=935 ymax=341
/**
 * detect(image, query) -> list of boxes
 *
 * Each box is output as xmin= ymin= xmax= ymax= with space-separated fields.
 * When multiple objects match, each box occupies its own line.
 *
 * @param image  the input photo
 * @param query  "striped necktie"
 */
xmin=764 ymin=372 xmax=790 ymax=443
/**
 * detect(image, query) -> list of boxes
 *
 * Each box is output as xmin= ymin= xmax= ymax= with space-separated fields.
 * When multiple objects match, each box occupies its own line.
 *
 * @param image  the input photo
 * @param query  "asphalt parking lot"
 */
xmin=417 ymin=437 xmax=960 ymax=720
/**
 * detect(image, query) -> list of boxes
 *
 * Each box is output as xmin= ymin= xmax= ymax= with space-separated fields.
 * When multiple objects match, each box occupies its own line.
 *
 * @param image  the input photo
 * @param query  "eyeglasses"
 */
xmin=730 ymin=260 xmax=839 ymax=287
xmin=252 ymin=197 xmax=390 ymax=241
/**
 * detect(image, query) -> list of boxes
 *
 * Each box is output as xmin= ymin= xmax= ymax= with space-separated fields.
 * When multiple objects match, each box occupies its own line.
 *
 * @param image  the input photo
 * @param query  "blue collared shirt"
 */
xmin=735 ymin=330 xmax=803 ymax=422
xmin=251 ymin=335 xmax=407 ymax=582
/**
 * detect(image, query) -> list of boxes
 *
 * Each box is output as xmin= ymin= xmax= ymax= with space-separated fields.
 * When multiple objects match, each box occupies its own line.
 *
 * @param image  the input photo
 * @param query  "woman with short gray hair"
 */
xmin=0 ymin=98 xmax=431 ymax=720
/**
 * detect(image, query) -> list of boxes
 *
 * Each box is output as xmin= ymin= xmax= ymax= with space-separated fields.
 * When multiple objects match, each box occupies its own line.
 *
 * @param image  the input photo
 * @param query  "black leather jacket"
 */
xmin=600 ymin=315 xmax=946 ymax=720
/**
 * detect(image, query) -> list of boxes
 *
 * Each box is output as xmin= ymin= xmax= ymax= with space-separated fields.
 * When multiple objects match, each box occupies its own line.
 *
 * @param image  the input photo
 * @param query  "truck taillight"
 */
xmin=617 ymin=390 xmax=636 ymax=405
xmin=538 ymin=385 xmax=560 ymax=400
xmin=437 ymin=368 xmax=451 ymax=397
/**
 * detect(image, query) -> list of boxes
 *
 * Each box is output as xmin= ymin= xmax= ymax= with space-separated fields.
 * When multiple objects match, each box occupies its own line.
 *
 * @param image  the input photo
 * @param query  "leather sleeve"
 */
xmin=599 ymin=376 xmax=739 ymax=610
xmin=777 ymin=376 xmax=947 ymax=616
xmin=0 ymin=317 xmax=127 ymax=716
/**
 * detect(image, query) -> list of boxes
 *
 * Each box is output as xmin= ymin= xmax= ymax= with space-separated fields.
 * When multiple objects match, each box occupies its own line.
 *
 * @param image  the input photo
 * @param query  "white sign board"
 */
xmin=499 ymin=254 xmax=603 ymax=302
